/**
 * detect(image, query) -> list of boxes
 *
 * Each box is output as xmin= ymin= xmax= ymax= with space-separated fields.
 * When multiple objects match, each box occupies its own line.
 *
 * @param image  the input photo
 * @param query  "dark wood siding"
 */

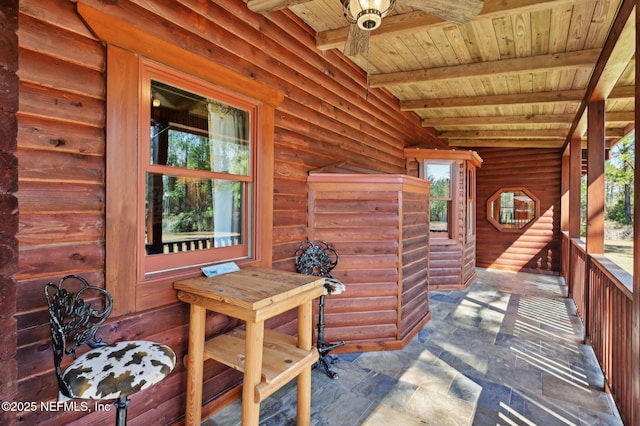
xmin=13 ymin=0 xmax=441 ymax=424
xmin=0 ymin=2 xmax=19 ymax=424
xmin=475 ymin=147 xmax=562 ymax=274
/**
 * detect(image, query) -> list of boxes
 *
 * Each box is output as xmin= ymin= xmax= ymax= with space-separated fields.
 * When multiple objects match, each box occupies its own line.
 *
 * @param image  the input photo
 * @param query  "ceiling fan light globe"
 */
xmin=347 ymin=0 xmax=392 ymax=26
xmin=357 ymin=11 xmax=382 ymax=30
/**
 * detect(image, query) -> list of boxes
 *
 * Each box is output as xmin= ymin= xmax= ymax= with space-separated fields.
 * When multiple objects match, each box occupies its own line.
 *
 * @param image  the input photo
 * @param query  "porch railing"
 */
xmin=562 ymin=232 xmax=633 ymax=424
xmin=146 ymin=235 xmax=241 ymax=254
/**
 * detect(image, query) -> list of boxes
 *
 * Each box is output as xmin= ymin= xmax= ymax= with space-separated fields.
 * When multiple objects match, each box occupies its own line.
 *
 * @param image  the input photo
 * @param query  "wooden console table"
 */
xmin=174 ymin=267 xmax=325 ymax=426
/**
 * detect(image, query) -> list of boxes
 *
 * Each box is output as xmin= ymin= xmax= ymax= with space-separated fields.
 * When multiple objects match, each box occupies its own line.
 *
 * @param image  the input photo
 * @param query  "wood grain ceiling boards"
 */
xmin=248 ymin=0 xmax=635 ymax=149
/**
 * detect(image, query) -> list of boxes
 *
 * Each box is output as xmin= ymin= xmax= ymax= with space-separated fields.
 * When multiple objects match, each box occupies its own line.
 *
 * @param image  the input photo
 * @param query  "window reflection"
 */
xmin=145 ymin=80 xmax=250 ymax=256
xmin=426 ymin=162 xmax=452 ymax=235
xmin=487 ymin=188 xmax=539 ymax=231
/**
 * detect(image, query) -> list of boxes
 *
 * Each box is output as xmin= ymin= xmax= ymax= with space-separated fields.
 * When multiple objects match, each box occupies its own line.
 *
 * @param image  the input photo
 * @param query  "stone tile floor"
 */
xmin=203 ymin=268 xmax=623 ymax=425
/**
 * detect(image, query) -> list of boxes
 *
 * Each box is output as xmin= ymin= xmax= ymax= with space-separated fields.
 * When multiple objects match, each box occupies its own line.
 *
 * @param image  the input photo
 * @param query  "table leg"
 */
xmin=296 ymin=300 xmax=313 ymax=426
xmin=185 ymin=304 xmax=206 ymax=426
xmin=242 ymin=319 xmax=265 ymax=426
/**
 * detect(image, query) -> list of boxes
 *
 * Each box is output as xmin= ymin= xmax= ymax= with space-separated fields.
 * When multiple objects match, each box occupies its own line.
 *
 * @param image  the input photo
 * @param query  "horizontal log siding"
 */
xmin=309 ymin=186 xmax=401 ymax=348
xmin=14 ymin=0 xmax=441 ymax=424
xmin=400 ymin=191 xmax=430 ymax=338
xmin=462 ymin=236 xmax=477 ymax=285
xmin=308 ymin=176 xmax=430 ymax=351
xmin=475 ymin=148 xmax=562 ymax=274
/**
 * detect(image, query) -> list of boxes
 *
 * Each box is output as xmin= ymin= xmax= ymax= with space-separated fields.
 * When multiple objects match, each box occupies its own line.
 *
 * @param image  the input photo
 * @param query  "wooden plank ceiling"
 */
xmin=248 ymin=0 xmax=635 ymax=149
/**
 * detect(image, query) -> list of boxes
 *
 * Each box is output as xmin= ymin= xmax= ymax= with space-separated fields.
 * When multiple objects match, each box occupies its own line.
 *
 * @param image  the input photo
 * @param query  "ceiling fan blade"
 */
xmin=343 ymin=24 xmax=370 ymax=57
xmin=402 ymin=0 xmax=484 ymax=24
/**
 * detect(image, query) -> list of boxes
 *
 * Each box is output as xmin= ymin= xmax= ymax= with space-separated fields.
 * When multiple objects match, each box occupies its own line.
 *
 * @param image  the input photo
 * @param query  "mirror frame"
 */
xmin=486 ymin=187 xmax=540 ymax=232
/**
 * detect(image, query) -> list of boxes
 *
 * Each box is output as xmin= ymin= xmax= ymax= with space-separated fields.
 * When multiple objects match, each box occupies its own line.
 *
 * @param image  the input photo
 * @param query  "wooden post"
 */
xmin=242 ymin=319 xmax=265 ymax=426
xmin=584 ymin=100 xmax=605 ymax=346
xmin=296 ymin=300 xmax=313 ymax=426
xmin=586 ymin=100 xmax=605 ymax=255
xmin=565 ymin=137 xmax=582 ymax=299
xmin=561 ymin=148 xmax=569 ymax=232
xmin=569 ymin=137 xmax=582 ymax=239
xmin=184 ymin=304 xmax=206 ymax=426
xmin=631 ymin=5 xmax=640 ymax=424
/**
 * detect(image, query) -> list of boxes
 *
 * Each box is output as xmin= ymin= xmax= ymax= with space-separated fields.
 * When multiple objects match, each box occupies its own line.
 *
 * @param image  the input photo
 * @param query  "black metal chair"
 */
xmin=294 ymin=240 xmax=346 ymax=379
xmin=44 ymin=275 xmax=176 ymax=425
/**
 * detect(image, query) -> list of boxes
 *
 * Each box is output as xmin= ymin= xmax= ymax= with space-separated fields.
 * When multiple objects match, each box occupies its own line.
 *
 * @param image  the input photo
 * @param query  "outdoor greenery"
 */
xmin=161 ymin=130 xmax=215 ymax=234
xmin=603 ymin=132 xmax=634 ymax=273
xmin=427 ymin=164 xmax=451 ymax=232
xmin=580 ymin=132 xmax=635 ymax=234
xmin=606 ymin=132 xmax=635 ymax=225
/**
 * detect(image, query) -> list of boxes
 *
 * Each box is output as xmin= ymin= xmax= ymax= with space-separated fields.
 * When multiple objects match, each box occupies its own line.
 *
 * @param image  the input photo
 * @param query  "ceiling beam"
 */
xmin=604 ymin=84 xmax=634 ymax=100
xmin=448 ymin=139 xmax=565 ymax=148
xmin=401 ymin=89 xmax=585 ymax=111
xmin=402 ymin=84 xmax=634 ymax=111
xmin=316 ymin=0 xmax=579 ymax=51
xmin=441 ymin=128 xmax=626 ymax=140
xmin=440 ymin=129 xmax=573 ymax=139
xmin=422 ymin=113 xmax=576 ymax=127
xmin=421 ymin=110 xmax=634 ymax=127
xmin=370 ymin=49 xmax=601 ymax=87
xmin=247 ymin=0 xmax=311 ymax=13
xmin=607 ymin=111 xmax=636 ymax=123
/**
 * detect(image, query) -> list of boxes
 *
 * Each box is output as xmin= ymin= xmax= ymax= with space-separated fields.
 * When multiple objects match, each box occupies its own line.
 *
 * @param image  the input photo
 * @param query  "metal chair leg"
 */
xmin=115 ymin=396 xmax=130 ymax=426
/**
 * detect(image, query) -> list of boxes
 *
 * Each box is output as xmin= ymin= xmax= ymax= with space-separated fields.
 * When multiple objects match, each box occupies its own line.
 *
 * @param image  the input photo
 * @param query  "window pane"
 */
xmin=145 ymin=173 xmax=244 ymax=254
xmin=488 ymin=189 xmax=537 ymax=230
xmin=150 ymin=81 xmax=250 ymax=176
xmin=430 ymin=200 xmax=449 ymax=233
xmin=427 ymin=163 xmax=451 ymax=198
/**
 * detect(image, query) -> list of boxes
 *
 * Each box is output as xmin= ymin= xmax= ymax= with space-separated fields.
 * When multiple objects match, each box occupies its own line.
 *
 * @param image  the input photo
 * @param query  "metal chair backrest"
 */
xmin=294 ymin=240 xmax=338 ymax=278
xmin=44 ymin=274 xmax=112 ymax=396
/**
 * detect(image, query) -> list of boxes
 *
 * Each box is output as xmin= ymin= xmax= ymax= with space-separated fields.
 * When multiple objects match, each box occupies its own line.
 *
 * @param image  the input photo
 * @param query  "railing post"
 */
xmin=584 ymin=255 xmax=592 ymax=345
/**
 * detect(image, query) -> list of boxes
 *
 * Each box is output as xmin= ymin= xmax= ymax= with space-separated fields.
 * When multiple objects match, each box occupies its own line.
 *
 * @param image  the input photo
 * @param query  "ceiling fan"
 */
xmin=341 ymin=0 xmax=484 ymax=56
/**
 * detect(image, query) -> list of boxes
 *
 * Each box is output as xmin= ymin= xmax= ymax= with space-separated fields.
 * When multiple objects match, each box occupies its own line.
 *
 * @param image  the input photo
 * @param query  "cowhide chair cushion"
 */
xmin=323 ymin=277 xmax=346 ymax=296
xmin=61 ymin=340 xmax=176 ymax=400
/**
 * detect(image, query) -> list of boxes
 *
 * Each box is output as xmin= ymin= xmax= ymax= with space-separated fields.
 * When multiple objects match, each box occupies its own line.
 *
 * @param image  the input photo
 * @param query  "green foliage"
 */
xmin=607 ymin=199 xmax=633 ymax=225
xmin=605 ymin=132 xmax=634 ymax=228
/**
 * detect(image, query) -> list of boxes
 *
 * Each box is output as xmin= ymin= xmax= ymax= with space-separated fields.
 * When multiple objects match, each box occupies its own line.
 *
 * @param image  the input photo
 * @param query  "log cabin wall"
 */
xmin=0 ymin=1 xmax=19 ymax=424
xmin=12 ymin=0 xmax=441 ymax=424
xmin=475 ymin=147 xmax=563 ymax=274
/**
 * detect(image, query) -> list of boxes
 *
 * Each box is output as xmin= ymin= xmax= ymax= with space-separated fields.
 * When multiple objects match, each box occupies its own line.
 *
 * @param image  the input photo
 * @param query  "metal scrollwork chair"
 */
xmin=295 ymin=240 xmax=346 ymax=379
xmin=44 ymin=275 xmax=176 ymax=426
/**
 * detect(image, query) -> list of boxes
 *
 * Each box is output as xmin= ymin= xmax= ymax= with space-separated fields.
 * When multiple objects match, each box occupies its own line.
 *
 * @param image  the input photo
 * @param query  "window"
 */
xmin=487 ymin=187 xmax=540 ymax=232
xmin=424 ymin=161 xmax=453 ymax=238
xmin=102 ymin=43 xmax=281 ymax=316
xmin=140 ymin=65 xmax=258 ymax=276
xmin=466 ymin=168 xmax=475 ymax=238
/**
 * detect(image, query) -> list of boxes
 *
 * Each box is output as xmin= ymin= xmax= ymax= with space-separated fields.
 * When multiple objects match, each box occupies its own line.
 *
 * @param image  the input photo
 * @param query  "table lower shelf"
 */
xmin=203 ymin=327 xmax=319 ymax=403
